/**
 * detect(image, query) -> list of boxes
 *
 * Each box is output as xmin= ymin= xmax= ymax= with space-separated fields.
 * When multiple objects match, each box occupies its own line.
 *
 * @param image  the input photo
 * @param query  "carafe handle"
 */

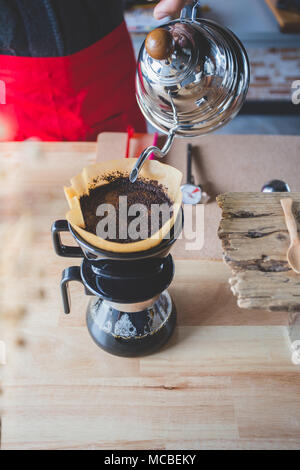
xmin=61 ymin=266 xmax=92 ymax=314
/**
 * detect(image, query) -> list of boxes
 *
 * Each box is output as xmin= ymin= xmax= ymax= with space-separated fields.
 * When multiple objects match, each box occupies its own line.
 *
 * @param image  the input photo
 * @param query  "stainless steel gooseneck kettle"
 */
xmin=129 ymin=0 xmax=250 ymax=182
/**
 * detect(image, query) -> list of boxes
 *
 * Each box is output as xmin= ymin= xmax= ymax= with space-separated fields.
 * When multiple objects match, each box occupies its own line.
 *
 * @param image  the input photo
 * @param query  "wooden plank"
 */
xmin=1 ymin=324 xmax=298 ymax=449
xmin=265 ymin=0 xmax=300 ymax=33
xmin=217 ymin=192 xmax=300 ymax=311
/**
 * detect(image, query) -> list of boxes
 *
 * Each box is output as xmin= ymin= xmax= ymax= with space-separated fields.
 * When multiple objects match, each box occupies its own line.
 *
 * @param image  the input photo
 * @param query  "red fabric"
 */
xmin=0 ymin=21 xmax=146 ymax=141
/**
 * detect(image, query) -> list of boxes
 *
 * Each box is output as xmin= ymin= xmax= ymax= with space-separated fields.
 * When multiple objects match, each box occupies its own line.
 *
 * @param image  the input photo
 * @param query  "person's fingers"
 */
xmin=153 ymin=0 xmax=190 ymax=20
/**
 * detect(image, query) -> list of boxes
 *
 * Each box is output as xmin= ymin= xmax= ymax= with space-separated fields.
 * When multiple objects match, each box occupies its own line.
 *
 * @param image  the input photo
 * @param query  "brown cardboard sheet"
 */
xmin=97 ymin=132 xmax=300 ymax=260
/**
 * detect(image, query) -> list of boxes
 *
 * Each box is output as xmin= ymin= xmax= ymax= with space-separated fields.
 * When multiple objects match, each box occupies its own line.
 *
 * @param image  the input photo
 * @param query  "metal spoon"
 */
xmin=280 ymin=197 xmax=300 ymax=274
xmin=261 ymin=179 xmax=290 ymax=193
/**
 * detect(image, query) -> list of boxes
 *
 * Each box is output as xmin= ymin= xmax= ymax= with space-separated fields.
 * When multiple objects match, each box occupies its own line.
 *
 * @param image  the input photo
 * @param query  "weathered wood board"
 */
xmin=217 ymin=192 xmax=300 ymax=312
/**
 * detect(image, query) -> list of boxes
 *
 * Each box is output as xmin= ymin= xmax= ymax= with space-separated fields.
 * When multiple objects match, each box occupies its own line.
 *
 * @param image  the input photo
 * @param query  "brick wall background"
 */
xmin=248 ymin=47 xmax=300 ymax=101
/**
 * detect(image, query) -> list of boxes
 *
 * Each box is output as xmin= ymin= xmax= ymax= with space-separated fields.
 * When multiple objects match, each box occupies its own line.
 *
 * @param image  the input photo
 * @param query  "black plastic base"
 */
xmin=86 ymin=299 xmax=177 ymax=358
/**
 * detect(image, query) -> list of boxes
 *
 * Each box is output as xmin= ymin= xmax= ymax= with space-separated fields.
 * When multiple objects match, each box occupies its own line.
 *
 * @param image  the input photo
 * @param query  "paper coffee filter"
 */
xmin=64 ymin=158 xmax=182 ymax=253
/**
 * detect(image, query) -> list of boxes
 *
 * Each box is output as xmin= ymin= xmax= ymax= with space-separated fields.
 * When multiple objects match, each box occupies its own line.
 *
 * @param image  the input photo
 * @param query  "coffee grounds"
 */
xmin=80 ymin=176 xmax=173 ymax=243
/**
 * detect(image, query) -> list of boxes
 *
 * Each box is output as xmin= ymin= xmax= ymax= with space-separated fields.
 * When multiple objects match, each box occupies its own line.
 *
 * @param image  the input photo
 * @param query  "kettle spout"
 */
xmin=129 ymin=130 xmax=176 ymax=183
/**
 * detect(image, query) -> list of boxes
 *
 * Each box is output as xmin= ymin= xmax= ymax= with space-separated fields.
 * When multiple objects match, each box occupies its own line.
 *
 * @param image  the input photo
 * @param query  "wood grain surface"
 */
xmin=217 ymin=192 xmax=300 ymax=312
xmin=0 ymin=138 xmax=299 ymax=450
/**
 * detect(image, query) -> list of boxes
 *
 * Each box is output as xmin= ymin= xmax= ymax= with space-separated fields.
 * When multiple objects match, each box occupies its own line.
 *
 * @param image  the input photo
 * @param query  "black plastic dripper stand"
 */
xmin=51 ymin=212 xmax=182 ymax=357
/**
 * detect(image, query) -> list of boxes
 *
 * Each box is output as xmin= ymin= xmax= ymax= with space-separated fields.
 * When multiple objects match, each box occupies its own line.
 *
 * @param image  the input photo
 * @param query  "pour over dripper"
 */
xmin=51 ymin=157 xmax=185 ymax=356
xmin=51 ymin=207 xmax=183 ymax=357
xmin=64 ymin=158 xmax=182 ymax=253
xmin=130 ymin=0 xmax=250 ymax=182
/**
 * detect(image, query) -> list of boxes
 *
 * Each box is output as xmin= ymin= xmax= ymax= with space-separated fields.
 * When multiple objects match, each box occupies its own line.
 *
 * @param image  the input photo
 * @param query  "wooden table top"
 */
xmin=0 ymin=138 xmax=299 ymax=450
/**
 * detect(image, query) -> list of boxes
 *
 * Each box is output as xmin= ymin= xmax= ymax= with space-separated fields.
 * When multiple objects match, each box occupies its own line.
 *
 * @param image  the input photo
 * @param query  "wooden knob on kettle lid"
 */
xmin=145 ymin=28 xmax=175 ymax=60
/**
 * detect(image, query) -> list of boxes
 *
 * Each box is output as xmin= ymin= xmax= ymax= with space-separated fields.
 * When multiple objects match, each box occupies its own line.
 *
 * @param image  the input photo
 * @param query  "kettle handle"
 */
xmin=180 ymin=0 xmax=201 ymax=21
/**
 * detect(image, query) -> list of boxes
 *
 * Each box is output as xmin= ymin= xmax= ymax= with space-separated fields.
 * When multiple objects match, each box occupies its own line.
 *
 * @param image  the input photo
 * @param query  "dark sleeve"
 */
xmin=0 ymin=0 xmax=24 ymax=55
xmin=0 ymin=0 xmax=124 ymax=57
